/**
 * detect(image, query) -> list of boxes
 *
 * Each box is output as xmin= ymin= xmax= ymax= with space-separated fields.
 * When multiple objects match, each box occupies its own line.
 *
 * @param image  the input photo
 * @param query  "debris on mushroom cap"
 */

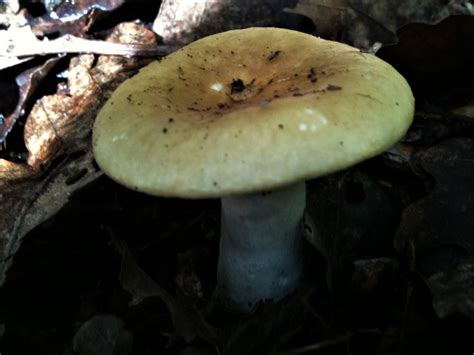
xmin=92 ymin=27 xmax=414 ymax=198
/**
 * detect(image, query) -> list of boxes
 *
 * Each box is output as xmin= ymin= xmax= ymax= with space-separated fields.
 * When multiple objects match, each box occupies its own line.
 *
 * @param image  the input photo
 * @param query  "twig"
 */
xmin=1 ymin=34 xmax=179 ymax=58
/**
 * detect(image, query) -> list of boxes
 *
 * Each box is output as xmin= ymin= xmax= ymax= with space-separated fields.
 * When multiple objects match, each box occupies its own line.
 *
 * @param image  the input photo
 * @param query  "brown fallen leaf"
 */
xmin=0 ymin=151 xmax=101 ymax=287
xmin=0 ymin=22 xmax=164 ymax=289
xmin=285 ymin=0 xmax=471 ymax=48
xmin=21 ymin=22 xmax=160 ymax=169
xmin=0 ymin=159 xmax=34 ymax=183
xmin=24 ymin=93 xmax=92 ymax=168
xmin=1 ymin=56 xmax=63 ymax=143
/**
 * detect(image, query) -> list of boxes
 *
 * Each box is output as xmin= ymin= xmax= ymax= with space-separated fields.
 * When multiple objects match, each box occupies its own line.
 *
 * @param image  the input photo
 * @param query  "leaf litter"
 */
xmin=1 ymin=0 xmax=474 ymax=354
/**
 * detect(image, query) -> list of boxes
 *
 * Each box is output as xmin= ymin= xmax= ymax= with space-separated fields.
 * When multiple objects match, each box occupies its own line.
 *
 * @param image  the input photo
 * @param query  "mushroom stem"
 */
xmin=217 ymin=181 xmax=306 ymax=311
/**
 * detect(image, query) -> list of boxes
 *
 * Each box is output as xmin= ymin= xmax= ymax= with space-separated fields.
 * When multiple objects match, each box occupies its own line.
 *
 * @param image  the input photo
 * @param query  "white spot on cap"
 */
xmin=210 ymin=83 xmax=223 ymax=91
xmin=304 ymin=108 xmax=314 ymax=115
xmin=298 ymin=109 xmax=329 ymax=132
xmin=112 ymin=132 xmax=128 ymax=143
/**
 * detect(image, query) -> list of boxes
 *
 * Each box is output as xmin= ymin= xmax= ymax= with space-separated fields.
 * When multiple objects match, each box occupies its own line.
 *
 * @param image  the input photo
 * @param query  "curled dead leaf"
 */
xmin=0 ymin=56 xmax=62 ymax=144
xmin=24 ymin=94 xmax=75 ymax=167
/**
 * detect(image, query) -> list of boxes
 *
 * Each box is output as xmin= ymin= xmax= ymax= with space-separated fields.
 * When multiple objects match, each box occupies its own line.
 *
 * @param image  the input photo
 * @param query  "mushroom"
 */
xmin=92 ymin=27 xmax=414 ymax=312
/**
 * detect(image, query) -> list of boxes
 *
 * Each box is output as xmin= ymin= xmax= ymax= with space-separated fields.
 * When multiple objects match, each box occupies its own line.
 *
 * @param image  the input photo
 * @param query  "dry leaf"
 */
xmin=24 ymin=93 xmax=93 ymax=167
xmin=0 ymin=22 xmax=163 ymax=289
xmin=426 ymin=258 xmax=474 ymax=321
xmin=0 ymin=56 xmax=62 ymax=143
xmin=0 ymin=4 xmax=174 ymax=69
xmin=0 ymin=159 xmax=34 ymax=184
xmin=377 ymin=15 xmax=474 ymax=102
xmin=0 ymin=151 xmax=101 ymax=287
xmin=395 ymin=139 xmax=474 ymax=276
xmin=117 ymin=242 xmax=222 ymax=351
xmin=153 ymin=0 xmax=277 ymax=44
xmin=285 ymin=0 xmax=471 ymax=47
xmin=285 ymin=0 xmax=355 ymax=40
xmin=28 ymin=0 xmax=126 ymax=37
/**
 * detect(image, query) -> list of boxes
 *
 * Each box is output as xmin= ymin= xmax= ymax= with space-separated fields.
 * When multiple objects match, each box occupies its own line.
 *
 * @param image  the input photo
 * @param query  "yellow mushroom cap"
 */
xmin=92 ymin=27 xmax=414 ymax=198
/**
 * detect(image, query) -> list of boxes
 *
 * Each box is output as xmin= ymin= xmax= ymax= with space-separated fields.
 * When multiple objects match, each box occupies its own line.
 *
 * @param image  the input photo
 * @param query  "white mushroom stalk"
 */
xmin=217 ymin=182 xmax=306 ymax=311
